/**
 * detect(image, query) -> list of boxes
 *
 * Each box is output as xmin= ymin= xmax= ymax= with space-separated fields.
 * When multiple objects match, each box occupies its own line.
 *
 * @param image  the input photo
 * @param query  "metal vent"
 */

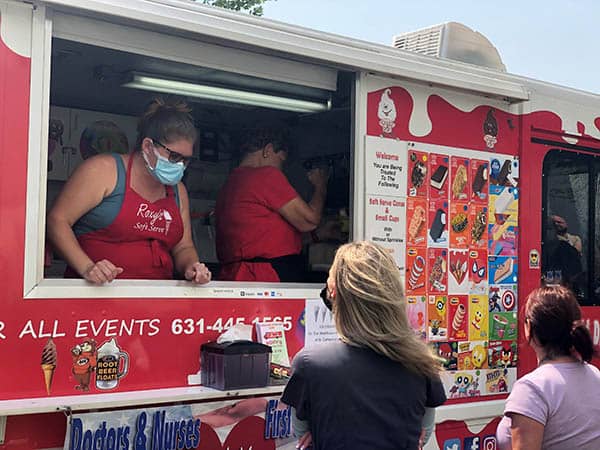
xmin=393 ymin=24 xmax=443 ymax=57
xmin=392 ymin=22 xmax=506 ymax=72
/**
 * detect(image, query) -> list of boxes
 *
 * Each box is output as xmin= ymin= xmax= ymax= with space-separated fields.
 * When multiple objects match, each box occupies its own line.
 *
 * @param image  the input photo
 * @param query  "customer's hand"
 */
xmin=185 ymin=261 xmax=212 ymax=284
xmin=297 ymin=431 xmax=313 ymax=450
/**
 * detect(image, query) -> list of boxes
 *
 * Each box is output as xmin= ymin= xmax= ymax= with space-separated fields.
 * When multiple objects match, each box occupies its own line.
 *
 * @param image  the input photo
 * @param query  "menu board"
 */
xmin=365 ymin=195 xmax=407 ymax=271
xmin=366 ymin=138 xmax=520 ymax=399
xmin=364 ymin=136 xmax=409 ymax=271
xmin=365 ymin=136 xmax=408 ymax=197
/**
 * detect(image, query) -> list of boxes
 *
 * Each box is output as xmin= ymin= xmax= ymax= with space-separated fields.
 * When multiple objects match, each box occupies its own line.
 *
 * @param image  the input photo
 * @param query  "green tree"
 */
xmin=200 ymin=0 xmax=274 ymax=16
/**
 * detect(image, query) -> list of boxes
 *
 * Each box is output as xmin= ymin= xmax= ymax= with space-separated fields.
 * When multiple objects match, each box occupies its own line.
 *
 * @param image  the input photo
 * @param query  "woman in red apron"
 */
xmin=47 ymin=98 xmax=211 ymax=284
xmin=215 ymin=128 xmax=328 ymax=282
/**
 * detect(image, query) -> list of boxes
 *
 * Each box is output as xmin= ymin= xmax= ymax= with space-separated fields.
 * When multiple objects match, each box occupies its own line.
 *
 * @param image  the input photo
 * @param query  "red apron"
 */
xmin=68 ymin=155 xmax=184 ymax=279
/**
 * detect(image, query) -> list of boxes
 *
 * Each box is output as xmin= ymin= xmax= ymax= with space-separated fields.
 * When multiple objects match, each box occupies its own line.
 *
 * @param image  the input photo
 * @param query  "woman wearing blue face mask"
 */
xmin=47 ymin=97 xmax=211 ymax=284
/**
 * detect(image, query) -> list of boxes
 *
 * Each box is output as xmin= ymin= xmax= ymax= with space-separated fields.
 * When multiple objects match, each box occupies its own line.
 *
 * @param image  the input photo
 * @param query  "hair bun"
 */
xmin=143 ymin=96 xmax=191 ymax=119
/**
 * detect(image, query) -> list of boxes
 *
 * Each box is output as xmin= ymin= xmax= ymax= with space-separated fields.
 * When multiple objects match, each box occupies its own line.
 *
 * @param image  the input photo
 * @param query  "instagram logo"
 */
xmin=483 ymin=435 xmax=497 ymax=450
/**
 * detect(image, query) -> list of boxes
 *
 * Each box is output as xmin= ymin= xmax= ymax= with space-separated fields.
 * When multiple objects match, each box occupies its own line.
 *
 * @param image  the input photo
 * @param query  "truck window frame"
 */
xmin=23 ymin=6 xmax=358 ymax=299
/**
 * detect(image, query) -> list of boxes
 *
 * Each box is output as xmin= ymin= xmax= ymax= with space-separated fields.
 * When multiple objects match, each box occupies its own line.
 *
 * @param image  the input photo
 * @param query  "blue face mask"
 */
xmin=144 ymin=149 xmax=185 ymax=185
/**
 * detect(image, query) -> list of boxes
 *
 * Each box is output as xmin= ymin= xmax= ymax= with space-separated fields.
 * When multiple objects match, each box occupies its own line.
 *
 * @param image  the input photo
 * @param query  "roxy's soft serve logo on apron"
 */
xmin=134 ymin=203 xmax=172 ymax=235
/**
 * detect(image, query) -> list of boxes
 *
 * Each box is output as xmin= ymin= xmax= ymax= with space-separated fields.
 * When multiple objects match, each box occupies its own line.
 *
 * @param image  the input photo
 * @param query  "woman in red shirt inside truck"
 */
xmin=47 ymin=98 xmax=211 ymax=284
xmin=215 ymin=128 xmax=328 ymax=282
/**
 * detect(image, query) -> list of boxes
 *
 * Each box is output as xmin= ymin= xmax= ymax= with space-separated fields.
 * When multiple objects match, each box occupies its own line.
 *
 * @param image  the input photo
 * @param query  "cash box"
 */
xmin=201 ymin=341 xmax=272 ymax=390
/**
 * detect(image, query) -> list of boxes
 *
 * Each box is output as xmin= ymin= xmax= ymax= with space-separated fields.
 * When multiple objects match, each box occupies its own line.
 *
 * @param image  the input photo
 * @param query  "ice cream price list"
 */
xmin=364 ymin=136 xmax=520 ymax=399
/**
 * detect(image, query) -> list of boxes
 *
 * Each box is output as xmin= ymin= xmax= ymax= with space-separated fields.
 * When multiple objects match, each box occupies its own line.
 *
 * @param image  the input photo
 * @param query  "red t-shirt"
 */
xmin=215 ymin=166 xmax=302 ymax=281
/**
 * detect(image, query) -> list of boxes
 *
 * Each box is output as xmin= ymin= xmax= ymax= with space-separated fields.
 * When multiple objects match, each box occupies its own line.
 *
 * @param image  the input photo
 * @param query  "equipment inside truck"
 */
xmin=45 ymin=37 xmax=353 ymax=282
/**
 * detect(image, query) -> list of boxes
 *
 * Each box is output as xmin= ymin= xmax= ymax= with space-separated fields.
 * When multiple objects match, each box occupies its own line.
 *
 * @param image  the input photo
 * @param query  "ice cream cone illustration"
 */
xmin=483 ymin=109 xmax=498 ymax=149
xmin=163 ymin=210 xmax=172 ymax=236
xmin=377 ymin=89 xmax=397 ymax=135
xmin=41 ymin=338 xmax=57 ymax=395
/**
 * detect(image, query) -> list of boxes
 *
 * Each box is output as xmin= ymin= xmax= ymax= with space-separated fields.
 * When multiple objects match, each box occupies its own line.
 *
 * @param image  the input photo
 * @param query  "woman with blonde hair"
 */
xmin=282 ymin=241 xmax=445 ymax=450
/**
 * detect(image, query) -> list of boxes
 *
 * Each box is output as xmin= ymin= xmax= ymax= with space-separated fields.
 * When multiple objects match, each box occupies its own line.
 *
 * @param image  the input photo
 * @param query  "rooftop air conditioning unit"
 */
xmin=393 ymin=22 xmax=506 ymax=72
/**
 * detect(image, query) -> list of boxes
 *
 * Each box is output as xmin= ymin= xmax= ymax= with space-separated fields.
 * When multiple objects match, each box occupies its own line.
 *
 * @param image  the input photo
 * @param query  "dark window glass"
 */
xmin=542 ymin=150 xmax=599 ymax=305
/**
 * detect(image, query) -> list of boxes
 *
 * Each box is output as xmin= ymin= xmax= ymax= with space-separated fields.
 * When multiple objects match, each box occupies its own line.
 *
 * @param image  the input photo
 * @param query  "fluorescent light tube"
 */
xmin=123 ymin=74 xmax=331 ymax=113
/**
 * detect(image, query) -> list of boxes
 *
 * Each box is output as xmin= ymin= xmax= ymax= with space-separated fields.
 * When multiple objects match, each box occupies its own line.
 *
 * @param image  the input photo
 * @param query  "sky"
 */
xmin=262 ymin=0 xmax=599 ymax=95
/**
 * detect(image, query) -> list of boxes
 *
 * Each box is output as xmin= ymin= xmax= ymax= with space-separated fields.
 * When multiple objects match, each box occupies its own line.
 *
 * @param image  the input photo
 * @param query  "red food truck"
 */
xmin=0 ymin=1 xmax=599 ymax=449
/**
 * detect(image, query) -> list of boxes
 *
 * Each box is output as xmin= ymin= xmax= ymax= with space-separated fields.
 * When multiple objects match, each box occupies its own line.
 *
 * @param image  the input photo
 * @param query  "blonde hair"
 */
xmin=331 ymin=241 xmax=441 ymax=378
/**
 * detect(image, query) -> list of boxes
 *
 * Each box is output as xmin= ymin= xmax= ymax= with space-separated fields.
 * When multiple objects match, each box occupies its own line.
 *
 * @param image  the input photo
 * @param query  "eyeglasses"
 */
xmin=152 ymin=139 xmax=193 ymax=165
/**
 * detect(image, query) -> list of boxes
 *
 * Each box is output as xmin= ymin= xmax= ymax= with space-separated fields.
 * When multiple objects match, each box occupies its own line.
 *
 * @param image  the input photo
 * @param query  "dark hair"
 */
xmin=239 ymin=127 xmax=290 ymax=157
xmin=526 ymin=285 xmax=598 ymax=362
xmin=135 ymin=97 xmax=197 ymax=150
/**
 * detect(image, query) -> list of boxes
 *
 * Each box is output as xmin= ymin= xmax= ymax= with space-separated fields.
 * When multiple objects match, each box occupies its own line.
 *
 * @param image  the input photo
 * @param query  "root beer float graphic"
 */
xmin=96 ymin=338 xmax=129 ymax=390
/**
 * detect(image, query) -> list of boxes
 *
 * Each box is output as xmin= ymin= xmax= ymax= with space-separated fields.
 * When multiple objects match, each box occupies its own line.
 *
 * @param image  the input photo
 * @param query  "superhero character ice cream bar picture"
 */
xmin=431 ymin=341 xmax=458 ymax=370
xmin=469 ymin=249 xmax=488 ymax=295
xmin=488 ymin=285 xmax=517 ymax=312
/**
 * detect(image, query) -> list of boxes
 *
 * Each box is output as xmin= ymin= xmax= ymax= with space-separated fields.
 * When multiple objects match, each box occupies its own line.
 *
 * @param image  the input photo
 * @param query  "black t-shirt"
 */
xmin=281 ymin=341 xmax=446 ymax=450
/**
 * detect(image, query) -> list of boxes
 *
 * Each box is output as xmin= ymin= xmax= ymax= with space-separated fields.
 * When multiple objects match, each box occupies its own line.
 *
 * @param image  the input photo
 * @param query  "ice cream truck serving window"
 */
xmin=22 ymin=6 xmax=355 ymax=298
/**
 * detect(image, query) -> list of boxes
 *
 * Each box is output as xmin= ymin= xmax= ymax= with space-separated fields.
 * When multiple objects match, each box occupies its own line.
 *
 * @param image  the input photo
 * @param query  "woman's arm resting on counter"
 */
xmin=47 ymin=155 xmax=123 ymax=282
xmin=171 ymin=183 xmax=211 ymax=284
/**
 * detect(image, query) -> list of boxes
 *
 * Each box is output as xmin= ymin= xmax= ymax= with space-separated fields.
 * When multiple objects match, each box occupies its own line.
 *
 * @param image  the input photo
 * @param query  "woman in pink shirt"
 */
xmin=496 ymin=285 xmax=600 ymax=450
